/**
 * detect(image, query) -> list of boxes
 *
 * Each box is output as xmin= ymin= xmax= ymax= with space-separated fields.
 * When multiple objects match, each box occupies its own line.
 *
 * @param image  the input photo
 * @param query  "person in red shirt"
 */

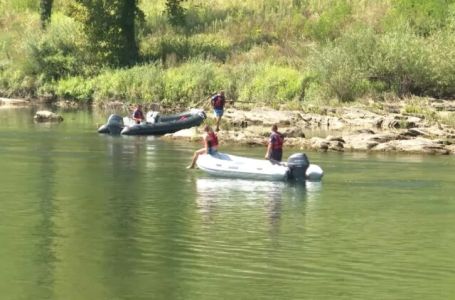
xmin=210 ymin=90 xmax=225 ymax=131
xmin=132 ymin=104 xmax=145 ymax=124
xmin=187 ymin=125 xmax=219 ymax=169
xmin=265 ymin=124 xmax=284 ymax=162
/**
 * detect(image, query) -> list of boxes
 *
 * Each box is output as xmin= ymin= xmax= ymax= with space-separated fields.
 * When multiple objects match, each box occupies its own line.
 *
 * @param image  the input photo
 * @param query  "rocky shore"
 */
xmin=1 ymin=96 xmax=454 ymax=155
xmin=164 ymin=100 xmax=455 ymax=155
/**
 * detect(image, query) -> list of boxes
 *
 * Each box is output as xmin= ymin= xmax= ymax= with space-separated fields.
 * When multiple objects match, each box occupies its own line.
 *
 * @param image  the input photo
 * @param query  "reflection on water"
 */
xmin=1 ymin=108 xmax=455 ymax=300
xmin=195 ymin=178 xmax=322 ymax=236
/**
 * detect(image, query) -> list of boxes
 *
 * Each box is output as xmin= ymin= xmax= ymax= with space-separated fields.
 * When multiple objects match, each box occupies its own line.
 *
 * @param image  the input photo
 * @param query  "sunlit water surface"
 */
xmin=0 ymin=107 xmax=454 ymax=300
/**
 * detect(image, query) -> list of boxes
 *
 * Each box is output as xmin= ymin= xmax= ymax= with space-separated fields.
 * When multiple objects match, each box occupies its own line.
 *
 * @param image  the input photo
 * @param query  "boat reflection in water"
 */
xmin=195 ymin=177 xmax=322 ymax=234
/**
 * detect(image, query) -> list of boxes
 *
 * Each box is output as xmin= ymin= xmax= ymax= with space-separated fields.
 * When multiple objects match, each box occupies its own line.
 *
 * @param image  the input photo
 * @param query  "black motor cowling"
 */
xmin=105 ymin=114 xmax=124 ymax=135
xmin=287 ymin=153 xmax=310 ymax=181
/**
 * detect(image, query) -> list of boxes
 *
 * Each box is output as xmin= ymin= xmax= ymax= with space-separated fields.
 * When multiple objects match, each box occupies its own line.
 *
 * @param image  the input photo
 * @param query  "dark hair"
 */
xmin=204 ymin=125 xmax=212 ymax=132
xmin=272 ymin=124 xmax=278 ymax=132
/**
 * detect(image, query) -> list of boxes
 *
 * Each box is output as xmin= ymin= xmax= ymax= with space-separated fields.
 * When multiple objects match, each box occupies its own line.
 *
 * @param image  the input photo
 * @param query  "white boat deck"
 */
xmin=197 ymin=153 xmax=289 ymax=181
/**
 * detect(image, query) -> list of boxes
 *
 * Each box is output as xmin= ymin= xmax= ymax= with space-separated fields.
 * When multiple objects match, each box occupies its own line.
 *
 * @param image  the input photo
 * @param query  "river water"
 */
xmin=0 ymin=107 xmax=454 ymax=300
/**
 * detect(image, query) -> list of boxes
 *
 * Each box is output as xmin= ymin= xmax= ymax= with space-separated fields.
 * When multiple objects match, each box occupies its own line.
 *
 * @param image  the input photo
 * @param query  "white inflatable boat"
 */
xmin=196 ymin=152 xmax=323 ymax=182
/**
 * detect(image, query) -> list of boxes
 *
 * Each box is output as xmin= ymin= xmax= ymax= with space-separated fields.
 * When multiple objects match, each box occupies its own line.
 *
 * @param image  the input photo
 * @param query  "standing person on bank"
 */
xmin=211 ymin=90 xmax=225 ymax=132
xmin=265 ymin=124 xmax=284 ymax=163
xmin=132 ymin=104 xmax=145 ymax=124
xmin=187 ymin=125 xmax=219 ymax=169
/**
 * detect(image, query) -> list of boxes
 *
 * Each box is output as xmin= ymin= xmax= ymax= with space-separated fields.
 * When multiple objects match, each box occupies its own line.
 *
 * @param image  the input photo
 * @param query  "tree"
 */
xmin=165 ymin=0 xmax=187 ymax=27
xmin=40 ymin=0 xmax=53 ymax=29
xmin=70 ymin=0 xmax=141 ymax=67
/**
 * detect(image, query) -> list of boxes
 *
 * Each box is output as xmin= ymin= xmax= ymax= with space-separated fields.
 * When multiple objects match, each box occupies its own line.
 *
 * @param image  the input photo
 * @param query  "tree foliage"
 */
xmin=387 ymin=0 xmax=455 ymax=35
xmin=165 ymin=0 xmax=187 ymax=27
xmin=40 ymin=0 xmax=53 ymax=29
xmin=69 ymin=0 xmax=141 ymax=67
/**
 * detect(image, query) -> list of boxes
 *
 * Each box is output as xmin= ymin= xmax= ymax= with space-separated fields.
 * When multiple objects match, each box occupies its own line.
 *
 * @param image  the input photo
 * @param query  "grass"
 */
xmin=1 ymin=0 xmax=455 ymax=122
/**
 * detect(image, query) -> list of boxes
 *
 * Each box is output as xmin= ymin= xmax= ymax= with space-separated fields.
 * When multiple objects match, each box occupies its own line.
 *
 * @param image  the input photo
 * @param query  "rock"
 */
xmin=326 ymin=135 xmax=345 ymax=143
xmin=343 ymin=133 xmax=398 ymax=151
xmin=161 ymin=106 xmax=454 ymax=156
xmin=33 ymin=110 xmax=63 ymax=123
xmin=446 ymin=144 xmax=455 ymax=154
xmin=402 ymin=128 xmax=426 ymax=137
xmin=385 ymin=138 xmax=450 ymax=154
xmin=355 ymin=129 xmax=375 ymax=134
xmin=310 ymin=137 xmax=329 ymax=151
xmin=283 ymin=127 xmax=306 ymax=138
xmin=0 ymin=97 xmax=30 ymax=107
xmin=382 ymin=116 xmax=402 ymax=129
xmin=431 ymin=100 xmax=455 ymax=112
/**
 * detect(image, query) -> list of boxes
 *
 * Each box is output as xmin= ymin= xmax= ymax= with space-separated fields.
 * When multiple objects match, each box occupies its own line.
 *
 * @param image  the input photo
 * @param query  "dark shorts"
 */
xmin=214 ymin=109 xmax=224 ymax=117
xmin=208 ymin=147 xmax=218 ymax=155
xmin=270 ymin=149 xmax=282 ymax=162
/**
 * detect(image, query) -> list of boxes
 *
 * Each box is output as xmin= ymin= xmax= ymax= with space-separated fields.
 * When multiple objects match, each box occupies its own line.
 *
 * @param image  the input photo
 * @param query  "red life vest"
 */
xmin=133 ymin=109 xmax=144 ymax=120
xmin=207 ymin=131 xmax=219 ymax=148
xmin=212 ymin=94 xmax=225 ymax=109
xmin=270 ymin=132 xmax=284 ymax=150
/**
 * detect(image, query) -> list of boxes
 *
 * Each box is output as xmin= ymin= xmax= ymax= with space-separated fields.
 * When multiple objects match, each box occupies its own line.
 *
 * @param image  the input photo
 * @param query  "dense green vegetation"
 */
xmin=1 ymin=0 xmax=455 ymax=108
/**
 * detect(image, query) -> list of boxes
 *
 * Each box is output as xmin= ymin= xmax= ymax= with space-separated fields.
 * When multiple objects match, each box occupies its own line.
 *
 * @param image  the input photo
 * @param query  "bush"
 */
xmin=303 ymin=0 xmax=352 ymax=42
xmin=142 ymin=33 xmax=232 ymax=63
xmin=307 ymin=26 xmax=377 ymax=101
xmin=53 ymin=76 xmax=94 ymax=102
xmin=0 ymin=67 xmax=39 ymax=98
xmin=92 ymin=65 xmax=164 ymax=104
xmin=370 ymin=30 xmax=431 ymax=96
xmin=23 ymin=13 xmax=87 ymax=80
xmin=424 ymin=31 xmax=455 ymax=98
xmin=384 ymin=0 xmax=455 ymax=36
xmin=236 ymin=63 xmax=304 ymax=105
xmin=163 ymin=59 xmax=230 ymax=105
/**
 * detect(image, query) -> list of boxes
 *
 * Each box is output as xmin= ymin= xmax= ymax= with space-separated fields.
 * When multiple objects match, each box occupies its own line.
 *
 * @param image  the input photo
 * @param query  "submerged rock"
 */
xmin=34 ymin=110 xmax=64 ymax=123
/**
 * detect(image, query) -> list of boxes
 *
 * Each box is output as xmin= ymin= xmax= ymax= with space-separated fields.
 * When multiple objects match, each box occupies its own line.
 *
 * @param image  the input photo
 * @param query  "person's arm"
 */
xmin=265 ymin=136 xmax=273 ymax=159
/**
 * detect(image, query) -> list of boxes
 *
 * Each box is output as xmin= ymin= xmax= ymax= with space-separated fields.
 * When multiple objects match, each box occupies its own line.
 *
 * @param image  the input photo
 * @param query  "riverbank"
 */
xmin=163 ymin=99 xmax=455 ymax=155
xmin=1 ymin=96 xmax=454 ymax=155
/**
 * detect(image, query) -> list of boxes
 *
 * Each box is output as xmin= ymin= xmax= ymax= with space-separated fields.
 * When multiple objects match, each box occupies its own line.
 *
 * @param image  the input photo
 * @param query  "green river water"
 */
xmin=0 ymin=107 xmax=454 ymax=300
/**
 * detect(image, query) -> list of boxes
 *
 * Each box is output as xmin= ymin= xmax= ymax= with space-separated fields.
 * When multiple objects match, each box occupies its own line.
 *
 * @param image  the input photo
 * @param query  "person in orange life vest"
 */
xmin=132 ymin=104 xmax=145 ymax=124
xmin=187 ymin=125 xmax=219 ymax=169
xmin=265 ymin=124 xmax=284 ymax=162
xmin=210 ymin=90 xmax=225 ymax=132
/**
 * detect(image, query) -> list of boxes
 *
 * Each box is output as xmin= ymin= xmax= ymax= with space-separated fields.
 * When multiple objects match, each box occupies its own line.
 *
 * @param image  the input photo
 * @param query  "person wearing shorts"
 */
xmin=211 ymin=91 xmax=225 ymax=131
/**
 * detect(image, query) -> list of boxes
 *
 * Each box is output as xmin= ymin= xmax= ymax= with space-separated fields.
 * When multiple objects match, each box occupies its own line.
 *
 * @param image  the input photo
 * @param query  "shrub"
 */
xmin=384 ymin=0 xmax=455 ymax=36
xmin=0 ymin=67 xmax=39 ymax=98
xmin=142 ymin=33 xmax=231 ymax=63
xmin=92 ymin=65 xmax=164 ymax=104
xmin=303 ymin=0 xmax=352 ymax=42
xmin=237 ymin=63 xmax=304 ymax=105
xmin=424 ymin=31 xmax=455 ymax=98
xmin=23 ymin=13 xmax=87 ymax=80
xmin=370 ymin=30 xmax=431 ymax=97
xmin=163 ymin=59 xmax=230 ymax=105
xmin=53 ymin=76 xmax=94 ymax=102
xmin=307 ymin=26 xmax=377 ymax=101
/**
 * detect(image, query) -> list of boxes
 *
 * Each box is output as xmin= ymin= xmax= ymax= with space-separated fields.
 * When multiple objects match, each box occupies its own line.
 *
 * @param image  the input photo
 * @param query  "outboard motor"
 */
xmin=287 ymin=153 xmax=310 ymax=181
xmin=106 ymin=114 xmax=124 ymax=135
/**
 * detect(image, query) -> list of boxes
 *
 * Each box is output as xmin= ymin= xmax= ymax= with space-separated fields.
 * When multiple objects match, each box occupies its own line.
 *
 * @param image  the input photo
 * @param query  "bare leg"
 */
xmin=215 ymin=116 xmax=221 ymax=131
xmin=187 ymin=148 xmax=206 ymax=169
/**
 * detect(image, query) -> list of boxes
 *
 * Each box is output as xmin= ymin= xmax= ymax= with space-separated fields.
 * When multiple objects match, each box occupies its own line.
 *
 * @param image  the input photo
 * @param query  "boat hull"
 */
xmin=197 ymin=153 xmax=289 ymax=181
xmin=196 ymin=152 xmax=323 ymax=182
xmin=98 ymin=109 xmax=206 ymax=135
